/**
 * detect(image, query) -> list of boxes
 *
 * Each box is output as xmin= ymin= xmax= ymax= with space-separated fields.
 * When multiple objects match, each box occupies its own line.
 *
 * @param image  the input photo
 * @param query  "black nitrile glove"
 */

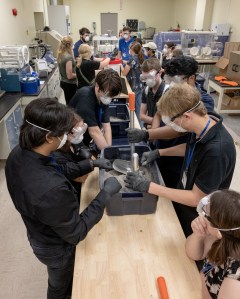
xmin=124 ymin=171 xmax=151 ymax=193
xmin=141 ymin=149 xmax=160 ymax=166
xmin=103 ymin=177 xmax=122 ymax=195
xmin=125 ymin=128 xmax=149 ymax=143
xmin=93 ymin=158 xmax=113 ymax=170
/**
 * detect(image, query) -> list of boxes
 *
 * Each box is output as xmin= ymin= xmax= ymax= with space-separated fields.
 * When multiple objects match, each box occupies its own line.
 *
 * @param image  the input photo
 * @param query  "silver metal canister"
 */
xmin=132 ymin=153 xmax=139 ymax=172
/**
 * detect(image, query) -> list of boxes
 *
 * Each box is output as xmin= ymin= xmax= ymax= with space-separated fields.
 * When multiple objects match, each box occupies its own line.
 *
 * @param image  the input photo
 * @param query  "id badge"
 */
xmin=182 ymin=171 xmax=187 ymax=189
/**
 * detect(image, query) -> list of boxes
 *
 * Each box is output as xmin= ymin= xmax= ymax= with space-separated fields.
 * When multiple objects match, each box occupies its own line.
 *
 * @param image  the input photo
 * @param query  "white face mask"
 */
xmin=84 ymin=35 xmax=90 ymax=42
xmin=57 ymin=134 xmax=68 ymax=149
xmin=162 ymin=116 xmax=187 ymax=133
xmin=123 ymin=33 xmax=129 ymax=39
xmin=100 ymin=94 xmax=112 ymax=105
xmin=146 ymin=78 xmax=156 ymax=88
xmin=162 ymin=48 xmax=168 ymax=54
xmin=70 ymin=123 xmax=88 ymax=145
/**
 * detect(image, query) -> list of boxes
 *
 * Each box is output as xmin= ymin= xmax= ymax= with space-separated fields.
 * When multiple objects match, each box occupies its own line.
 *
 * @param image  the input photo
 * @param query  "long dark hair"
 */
xmin=208 ymin=190 xmax=240 ymax=265
xmin=20 ymin=98 xmax=74 ymax=150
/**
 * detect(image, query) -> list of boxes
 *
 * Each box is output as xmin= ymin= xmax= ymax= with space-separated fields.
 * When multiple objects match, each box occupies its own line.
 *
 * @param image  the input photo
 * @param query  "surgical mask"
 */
xmin=84 ymin=36 xmax=90 ymax=42
xmin=162 ymin=115 xmax=187 ymax=133
xmin=100 ymin=94 xmax=112 ymax=105
xmin=162 ymin=48 xmax=168 ymax=54
xmin=57 ymin=134 xmax=68 ymax=149
xmin=146 ymin=79 xmax=156 ymax=88
xmin=123 ymin=33 xmax=129 ymax=39
xmin=71 ymin=123 xmax=88 ymax=145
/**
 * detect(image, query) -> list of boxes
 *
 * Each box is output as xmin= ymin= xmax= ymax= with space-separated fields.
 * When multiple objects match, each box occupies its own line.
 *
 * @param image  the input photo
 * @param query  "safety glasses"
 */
xmin=140 ymin=70 xmax=158 ymax=82
xmin=170 ymin=101 xmax=201 ymax=122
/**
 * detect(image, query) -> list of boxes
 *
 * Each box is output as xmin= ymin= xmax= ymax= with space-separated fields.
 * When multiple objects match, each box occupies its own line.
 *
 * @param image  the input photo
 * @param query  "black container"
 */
xmin=109 ymin=103 xmax=130 ymax=138
xmin=100 ymin=145 xmax=164 ymax=216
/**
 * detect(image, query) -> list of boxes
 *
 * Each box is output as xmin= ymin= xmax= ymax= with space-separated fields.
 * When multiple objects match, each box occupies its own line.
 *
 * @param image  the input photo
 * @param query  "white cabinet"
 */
xmin=0 ymin=103 xmax=23 ymax=159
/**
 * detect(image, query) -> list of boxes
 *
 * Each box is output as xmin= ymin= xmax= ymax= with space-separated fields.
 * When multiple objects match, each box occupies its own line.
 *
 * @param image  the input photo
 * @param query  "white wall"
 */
xmin=63 ymin=0 xmax=174 ymax=43
xmin=211 ymin=0 xmax=240 ymax=41
xmin=0 ymin=0 xmax=45 ymax=45
xmin=172 ymin=0 xmax=198 ymax=30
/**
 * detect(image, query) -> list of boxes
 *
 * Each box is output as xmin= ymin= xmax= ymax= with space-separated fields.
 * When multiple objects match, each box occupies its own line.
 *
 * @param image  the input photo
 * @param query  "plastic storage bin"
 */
xmin=99 ymin=145 xmax=164 ymax=215
xmin=109 ymin=103 xmax=130 ymax=138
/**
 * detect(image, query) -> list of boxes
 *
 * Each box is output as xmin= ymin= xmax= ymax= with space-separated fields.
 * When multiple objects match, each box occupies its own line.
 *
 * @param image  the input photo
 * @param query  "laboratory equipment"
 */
xmin=93 ymin=35 xmax=118 ymax=56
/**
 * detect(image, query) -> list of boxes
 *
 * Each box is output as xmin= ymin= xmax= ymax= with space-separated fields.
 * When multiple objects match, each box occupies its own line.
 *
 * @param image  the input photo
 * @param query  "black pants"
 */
xmin=60 ymin=81 xmax=77 ymax=105
xmin=31 ymin=244 xmax=76 ymax=299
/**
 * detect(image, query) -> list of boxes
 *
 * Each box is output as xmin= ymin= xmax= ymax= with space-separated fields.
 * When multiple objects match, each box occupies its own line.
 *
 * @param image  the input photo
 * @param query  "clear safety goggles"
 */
xmin=140 ymin=70 xmax=158 ymax=82
xmin=197 ymin=194 xmax=240 ymax=232
xmin=72 ymin=123 xmax=88 ymax=136
xmin=164 ymin=74 xmax=188 ymax=85
xmin=170 ymin=101 xmax=201 ymax=122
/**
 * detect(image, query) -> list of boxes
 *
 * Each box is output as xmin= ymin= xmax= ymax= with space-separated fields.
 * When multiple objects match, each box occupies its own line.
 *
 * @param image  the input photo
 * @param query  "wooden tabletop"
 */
xmin=72 ymin=168 xmax=201 ymax=299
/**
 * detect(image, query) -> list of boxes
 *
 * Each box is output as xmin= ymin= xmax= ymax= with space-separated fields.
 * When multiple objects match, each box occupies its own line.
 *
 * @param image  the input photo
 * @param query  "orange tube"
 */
xmin=128 ymin=92 xmax=135 ymax=111
xmin=157 ymin=276 xmax=169 ymax=299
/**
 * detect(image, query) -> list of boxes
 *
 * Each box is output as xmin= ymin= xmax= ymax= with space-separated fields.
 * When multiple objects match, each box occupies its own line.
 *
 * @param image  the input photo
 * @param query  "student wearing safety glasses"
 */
xmin=186 ymin=190 xmax=240 ymax=299
xmin=125 ymin=83 xmax=236 ymax=238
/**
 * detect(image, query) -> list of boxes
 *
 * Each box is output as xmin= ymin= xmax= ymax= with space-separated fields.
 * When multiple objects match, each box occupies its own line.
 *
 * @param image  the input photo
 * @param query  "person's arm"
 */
xmin=159 ymin=143 xmax=186 ymax=157
xmin=66 ymin=60 xmax=76 ymax=79
xmin=148 ymin=125 xmax=184 ymax=140
xmin=121 ymin=63 xmax=131 ymax=76
xmin=99 ymin=57 xmax=110 ymax=69
xmin=88 ymin=126 xmax=110 ymax=150
xmin=140 ymin=103 xmax=153 ymax=124
xmin=102 ymin=122 xmax=112 ymax=147
xmin=185 ymin=216 xmax=216 ymax=260
xmin=218 ymin=278 xmax=240 ymax=299
xmin=117 ymin=50 xmax=122 ymax=58
xmin=148 ymin=183 xmax=206 ymax=207
xmin=151 ymin=112 xmax=161 ymax=129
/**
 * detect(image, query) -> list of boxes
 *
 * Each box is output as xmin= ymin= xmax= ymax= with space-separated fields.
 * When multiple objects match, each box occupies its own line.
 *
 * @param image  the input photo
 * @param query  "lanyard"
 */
xmin=98 ymin=106 xmax=103 ymax=125
xmin=185 ymin=117 xmax=211 ymax=171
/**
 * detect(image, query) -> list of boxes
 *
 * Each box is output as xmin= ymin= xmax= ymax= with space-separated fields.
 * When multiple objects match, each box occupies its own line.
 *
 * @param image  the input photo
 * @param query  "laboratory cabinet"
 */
xmin=0 ymin=103 xmax=23 ymax=159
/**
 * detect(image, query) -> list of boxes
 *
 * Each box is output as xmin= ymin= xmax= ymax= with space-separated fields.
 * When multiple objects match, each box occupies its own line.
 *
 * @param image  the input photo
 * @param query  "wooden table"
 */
xmin=207 ymin=79 xmax=240 ymax=114
xmin=72 ymin=169 xmax=202 ymax=299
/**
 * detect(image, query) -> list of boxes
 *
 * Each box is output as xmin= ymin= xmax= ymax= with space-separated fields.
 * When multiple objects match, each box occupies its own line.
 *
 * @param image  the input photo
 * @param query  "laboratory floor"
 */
xmin=1 ymin=92 xmax=240 ymax=298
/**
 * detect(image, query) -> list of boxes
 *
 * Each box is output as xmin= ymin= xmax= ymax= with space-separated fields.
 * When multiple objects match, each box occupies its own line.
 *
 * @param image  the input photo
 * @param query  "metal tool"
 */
xmin=128 ymin=92 xmax=136 ymax=170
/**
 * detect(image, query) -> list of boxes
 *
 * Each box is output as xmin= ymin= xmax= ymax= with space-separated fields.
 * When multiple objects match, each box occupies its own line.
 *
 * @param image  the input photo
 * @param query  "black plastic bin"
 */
xmin=109 ymin=104 xmax=130 ymax=138
xmin=99 ymin=145 xmax=164 ymax=216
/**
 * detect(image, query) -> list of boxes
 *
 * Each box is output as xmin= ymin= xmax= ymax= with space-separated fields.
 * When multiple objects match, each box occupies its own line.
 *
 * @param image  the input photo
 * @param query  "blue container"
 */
xmin=21 ymin=77 xmax=38 ymax=94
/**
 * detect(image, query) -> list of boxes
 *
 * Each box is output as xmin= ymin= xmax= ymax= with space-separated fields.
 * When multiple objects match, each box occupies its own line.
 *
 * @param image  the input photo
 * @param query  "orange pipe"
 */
xmin=128 ymin=92 xmax=135 ymax=111
xmin=157 ymin=276 xmax=169 ymax=299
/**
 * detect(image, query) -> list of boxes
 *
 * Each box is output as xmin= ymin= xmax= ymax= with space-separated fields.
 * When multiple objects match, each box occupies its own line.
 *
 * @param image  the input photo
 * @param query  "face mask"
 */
xmin=140 ymin=70 xmax=157 ymax=82
xmin=71 ymin=123 xmax=88 ymax=145
xmin=143 ymin=49 xmax=148 ymax=56
xmin=100 ymin=95 xmax=112 ymax=105
xmin=123 ymin=34 xmax=129 ymax=39
xmin=162 ymin=48 xmax=168 ymax=54
xmin=162 ymin=116 xmax=187 ymax=133
xmin=146 ymin=78 xmax=156 ymax=88
xmin=84 ymin=36 xmax=90 ymax=42
xmin=57 ymin=134 xmax=68 ymax=149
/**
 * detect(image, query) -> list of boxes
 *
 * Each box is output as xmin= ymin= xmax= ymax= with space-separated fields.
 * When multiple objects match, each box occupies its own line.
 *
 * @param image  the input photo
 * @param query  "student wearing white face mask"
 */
xmin=117 ymin=26 xmax=134 ymax=63
xmin=69 ymin=69 xmax=122 ymax=151
xmin=73 ymin=27 xmax=91 ymax=58
xmin=53 ymin=113 xmax=113 ymax=201
xmin=5 ymin=98 xmax=122 ymax=299
xmin=125 ymin=83 xmax=236 ymax=238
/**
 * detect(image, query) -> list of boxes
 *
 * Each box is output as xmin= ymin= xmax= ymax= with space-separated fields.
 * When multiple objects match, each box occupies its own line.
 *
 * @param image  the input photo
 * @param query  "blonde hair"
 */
xmin=76 ymin=44 xmax=91 ymax=67
xmin=57 ymin=36 xmax=73 ymax=63
xmin=157 ymin=83 xmax=207 ymax=117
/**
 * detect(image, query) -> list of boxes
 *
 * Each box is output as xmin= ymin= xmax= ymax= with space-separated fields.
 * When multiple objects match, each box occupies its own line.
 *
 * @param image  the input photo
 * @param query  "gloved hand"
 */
xmin=141 ymin=149 xmax=160 ymax=166
xmin=125 ymin=128 xmax=149 ymax=143
xmin=103 ymin=177 xmax=122 ymax=195
xmin=124 ymin=171 xmax=151 ymax=193
xmin=92 ymin=158 xmax=113 ymax=170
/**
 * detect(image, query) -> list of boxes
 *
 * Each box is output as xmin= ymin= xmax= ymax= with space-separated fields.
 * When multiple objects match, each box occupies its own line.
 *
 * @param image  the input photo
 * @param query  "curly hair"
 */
xmin=164 ymin=56 xmax=198 ymax=77
xmin=57 ymin=36 xmax=74 ymax=63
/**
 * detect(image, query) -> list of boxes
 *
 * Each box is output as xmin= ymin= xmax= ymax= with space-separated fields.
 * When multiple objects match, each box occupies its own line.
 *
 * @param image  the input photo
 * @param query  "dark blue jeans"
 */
xmin=31 ymin=244 xmax=76 ymax=299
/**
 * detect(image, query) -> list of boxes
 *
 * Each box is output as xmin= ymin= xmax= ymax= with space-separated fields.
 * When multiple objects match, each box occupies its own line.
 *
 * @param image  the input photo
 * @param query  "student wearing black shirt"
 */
xmin=5 ymin=98 xmax=121 ymax=299
xmin=125 ymin=84 xmax=236 ymax=238
xmin=69 ymin=69 xmax=122 ymax=150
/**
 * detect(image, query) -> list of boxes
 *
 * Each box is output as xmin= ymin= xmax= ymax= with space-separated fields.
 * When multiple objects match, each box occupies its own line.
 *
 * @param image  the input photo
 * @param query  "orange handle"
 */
xmin=157 ymin=277 xmax=169 ymax=299
xmin=128 ymin=92 xmax=135 ymax=111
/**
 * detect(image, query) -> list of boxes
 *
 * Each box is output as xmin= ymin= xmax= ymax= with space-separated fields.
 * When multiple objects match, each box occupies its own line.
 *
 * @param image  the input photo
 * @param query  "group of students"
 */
xmin=4 ymin=26 xmax=240 ymax=299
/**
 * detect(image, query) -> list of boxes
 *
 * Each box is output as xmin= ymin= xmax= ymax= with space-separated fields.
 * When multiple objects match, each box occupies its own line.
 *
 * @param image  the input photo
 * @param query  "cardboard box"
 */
xmin=222 ymin=92 xmax=240 ymax=110
xmin=226 ymin=51 xmax=240 ymax=83
xmin=215 ymin=57 xmax=229 ymax=76
xmin=223 ymin=42 xmax=240 ymax=59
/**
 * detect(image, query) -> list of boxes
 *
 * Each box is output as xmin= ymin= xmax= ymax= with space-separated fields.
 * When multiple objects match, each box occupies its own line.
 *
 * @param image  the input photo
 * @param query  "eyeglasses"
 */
xmin=197 ymin=194 xmax=240 ymax=232
xmin=170 ymin=101 xmax=201 ymax=121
